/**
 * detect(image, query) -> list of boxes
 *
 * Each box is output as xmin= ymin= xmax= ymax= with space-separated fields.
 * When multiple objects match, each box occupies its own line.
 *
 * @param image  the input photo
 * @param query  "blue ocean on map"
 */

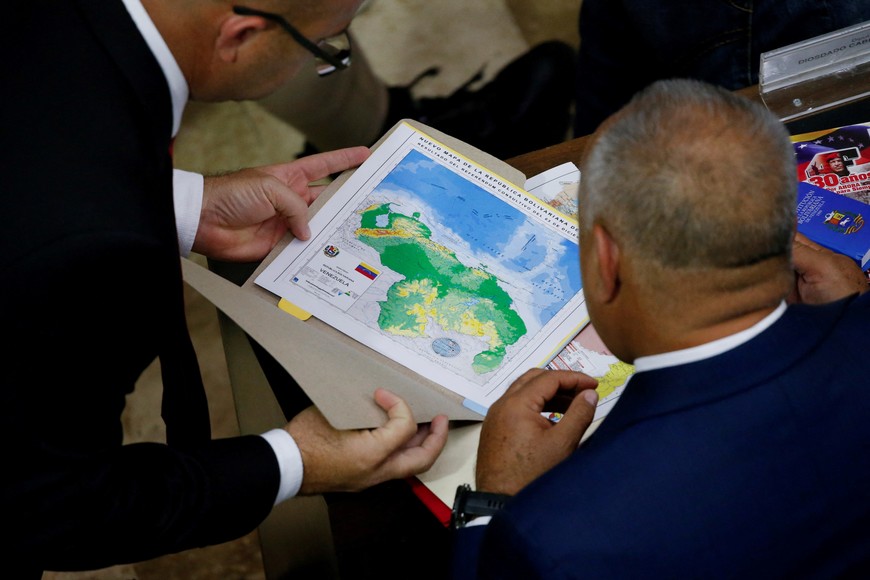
xmin=374 ymin=149 xmax=583 ymax=325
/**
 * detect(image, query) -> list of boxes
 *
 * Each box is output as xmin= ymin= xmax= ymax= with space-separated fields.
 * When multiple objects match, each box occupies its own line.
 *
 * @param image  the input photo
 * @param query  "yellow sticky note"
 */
xmin=278 ymin=298 xmax=311 ymax=321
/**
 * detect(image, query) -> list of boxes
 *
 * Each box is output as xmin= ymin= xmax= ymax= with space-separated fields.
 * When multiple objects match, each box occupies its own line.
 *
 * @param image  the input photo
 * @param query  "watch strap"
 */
xmin=450 ymin=483 xmax=511 ymax=530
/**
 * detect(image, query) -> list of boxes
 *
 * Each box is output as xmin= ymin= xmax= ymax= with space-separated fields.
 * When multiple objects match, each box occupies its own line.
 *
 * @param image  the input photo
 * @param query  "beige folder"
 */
xmin=181 ymin=120 xmax=528 ymax=430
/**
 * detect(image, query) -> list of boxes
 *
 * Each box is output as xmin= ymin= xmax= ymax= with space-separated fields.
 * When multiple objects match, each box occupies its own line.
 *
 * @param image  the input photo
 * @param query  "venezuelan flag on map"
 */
xmin=355 ymin=262 xmax=379 ymax=280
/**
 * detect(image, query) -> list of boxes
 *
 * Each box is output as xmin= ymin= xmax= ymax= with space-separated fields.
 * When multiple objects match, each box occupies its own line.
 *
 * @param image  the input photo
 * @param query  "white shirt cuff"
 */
xmin=172 ymin=169 xmax=204 ymax=257
xmin=260 ymin=428 xmax=304 ymax=505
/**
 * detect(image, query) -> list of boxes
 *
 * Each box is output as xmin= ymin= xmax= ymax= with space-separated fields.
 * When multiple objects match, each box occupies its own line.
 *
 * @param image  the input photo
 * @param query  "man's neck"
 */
xmin=633 ymin=301 xmax=787 ymax=372
xmin=617 ymin=263 xmax=793 ymax=362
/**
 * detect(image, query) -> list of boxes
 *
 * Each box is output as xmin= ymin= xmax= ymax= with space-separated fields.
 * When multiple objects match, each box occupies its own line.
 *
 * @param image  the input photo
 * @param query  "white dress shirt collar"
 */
xmin=633 ymin=301 xmax=788 ymax=373
xmin=120 ymin=0 xmax=188 ymax=137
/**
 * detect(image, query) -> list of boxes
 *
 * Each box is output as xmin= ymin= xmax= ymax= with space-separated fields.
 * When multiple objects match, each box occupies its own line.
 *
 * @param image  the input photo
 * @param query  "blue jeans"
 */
xmin=573 ymin=0 xmax=870 ymax=136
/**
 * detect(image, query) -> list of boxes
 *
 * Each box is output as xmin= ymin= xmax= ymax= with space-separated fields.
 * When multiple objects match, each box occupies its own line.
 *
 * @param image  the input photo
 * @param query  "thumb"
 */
xmin=370 ymin=388 xmax=417 ymax=445
xmin=555 ymin=388 xmax=598 ymax=441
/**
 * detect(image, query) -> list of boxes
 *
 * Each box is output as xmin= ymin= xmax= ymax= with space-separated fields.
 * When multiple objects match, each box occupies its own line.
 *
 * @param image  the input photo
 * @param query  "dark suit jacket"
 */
xmin=1 ymin=1 xmax=279 ymax=573
xmin=454 ymin=293 xmax=870 ymax=578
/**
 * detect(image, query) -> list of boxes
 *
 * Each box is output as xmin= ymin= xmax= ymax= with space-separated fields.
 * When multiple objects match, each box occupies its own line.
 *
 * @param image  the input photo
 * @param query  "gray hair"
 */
xmin=579 ymin=79 xmax=796 ymax=270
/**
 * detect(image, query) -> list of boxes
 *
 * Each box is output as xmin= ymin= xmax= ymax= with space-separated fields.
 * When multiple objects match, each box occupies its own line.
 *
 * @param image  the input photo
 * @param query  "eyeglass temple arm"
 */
xmin=232 ymin=5 xmax=348 ymax=70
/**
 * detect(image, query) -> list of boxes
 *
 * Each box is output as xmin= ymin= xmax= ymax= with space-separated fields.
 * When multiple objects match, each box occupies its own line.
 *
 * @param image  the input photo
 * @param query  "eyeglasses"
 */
xmin=232 ymin=6 xmax=352 ymax=77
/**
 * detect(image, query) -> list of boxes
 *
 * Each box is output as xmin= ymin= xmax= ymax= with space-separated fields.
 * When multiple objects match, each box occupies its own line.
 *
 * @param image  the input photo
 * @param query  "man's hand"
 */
xmin=789 ymin=232 xmax=868 ymax=305
xmin=286 ymin=388 xmax=448 ymax=494
xmin=475 ymin=369 xmax=599 ymax=496
xmin=192 ymin=146 xmax=370 ymax=261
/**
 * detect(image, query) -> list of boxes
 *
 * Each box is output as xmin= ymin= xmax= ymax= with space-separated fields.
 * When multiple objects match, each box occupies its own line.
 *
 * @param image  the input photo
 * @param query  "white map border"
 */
xmin=256 ymin=123 xmax=588 ymax=410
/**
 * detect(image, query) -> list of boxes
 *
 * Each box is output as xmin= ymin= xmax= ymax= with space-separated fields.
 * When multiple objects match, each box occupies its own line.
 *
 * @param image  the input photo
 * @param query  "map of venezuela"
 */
xmin=356 ymin=202 xmax=526 ymax=374
xmin=316 ymin=148 xmax=584 ymax=385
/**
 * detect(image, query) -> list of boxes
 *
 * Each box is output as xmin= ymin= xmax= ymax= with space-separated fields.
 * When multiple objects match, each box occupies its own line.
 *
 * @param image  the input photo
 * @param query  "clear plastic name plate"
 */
xmin=759 ymin=20 xmax=870 ymax=122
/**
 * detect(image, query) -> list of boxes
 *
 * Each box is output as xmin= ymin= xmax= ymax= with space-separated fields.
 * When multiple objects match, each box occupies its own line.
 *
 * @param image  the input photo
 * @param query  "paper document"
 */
xmin=256 ymin=123 xmax=588 ymax=411
xmin=524 ymin=162 xmax=633 ymax=421
xmin=524 ymin=161 xmax=581 ymax=220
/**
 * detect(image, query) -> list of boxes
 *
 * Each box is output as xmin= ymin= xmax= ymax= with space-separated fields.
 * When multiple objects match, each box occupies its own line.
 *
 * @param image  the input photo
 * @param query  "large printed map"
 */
xmin=290 ymin=149 xmax=582 ymax=385
xmin=257 ymin=125 xmax=588 ymax=408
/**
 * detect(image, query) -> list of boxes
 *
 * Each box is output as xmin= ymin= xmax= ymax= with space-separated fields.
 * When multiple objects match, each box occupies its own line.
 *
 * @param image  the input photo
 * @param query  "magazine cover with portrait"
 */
xmin=792 ymin=121 xmax=870 ymax=206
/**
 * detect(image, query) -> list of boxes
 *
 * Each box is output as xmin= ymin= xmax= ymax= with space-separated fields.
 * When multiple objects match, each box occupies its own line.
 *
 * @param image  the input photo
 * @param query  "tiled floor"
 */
xmin=43 ymin=1 xmax=581 ymax=578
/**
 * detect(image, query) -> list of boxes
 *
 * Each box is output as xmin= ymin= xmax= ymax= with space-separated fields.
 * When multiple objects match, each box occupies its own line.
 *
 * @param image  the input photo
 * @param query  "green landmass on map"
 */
xmin=595 ymin=361 xmax=635 ymax=398
xmin=356 ymin=203 xmax=526 ymax=374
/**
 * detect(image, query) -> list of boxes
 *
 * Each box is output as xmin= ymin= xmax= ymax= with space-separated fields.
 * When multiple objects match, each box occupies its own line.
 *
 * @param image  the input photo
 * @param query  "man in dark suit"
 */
xmin=2 ymin=0 xmax=448 ymax=575
xmin=451 ymin=79 xmax=870 ymax=577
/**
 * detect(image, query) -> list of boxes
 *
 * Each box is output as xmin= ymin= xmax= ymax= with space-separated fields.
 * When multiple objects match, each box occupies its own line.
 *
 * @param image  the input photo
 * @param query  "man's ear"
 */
xmin=215 ymin=12 xmax=269 ymax=63
xmin=593 ymin=224 xmax=621 ymax=304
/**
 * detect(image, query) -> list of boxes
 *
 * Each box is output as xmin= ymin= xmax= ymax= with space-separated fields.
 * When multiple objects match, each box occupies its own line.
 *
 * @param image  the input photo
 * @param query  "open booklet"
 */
xmin=254 ymin=122 xmax=588 ymax=415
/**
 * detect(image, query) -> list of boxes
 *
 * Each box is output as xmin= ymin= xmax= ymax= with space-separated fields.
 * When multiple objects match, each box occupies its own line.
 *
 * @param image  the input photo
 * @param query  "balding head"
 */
xmin=578 ymin=80 xmax=798 ymax=359
xmin=580 ymin=79 xmax=796 ymax=272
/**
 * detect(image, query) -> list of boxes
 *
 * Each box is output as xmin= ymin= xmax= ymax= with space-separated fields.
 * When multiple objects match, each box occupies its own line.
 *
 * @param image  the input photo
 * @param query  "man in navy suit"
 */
xmin=452 ymin=79 xmax=870 ymax=578
xmin=2 ymin=0 xmax=448 ymax=576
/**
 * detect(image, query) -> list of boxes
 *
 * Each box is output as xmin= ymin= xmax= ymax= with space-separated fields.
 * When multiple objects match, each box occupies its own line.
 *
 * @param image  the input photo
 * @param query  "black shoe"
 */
xmin=383 ymin=41 xmax=576 ymax=160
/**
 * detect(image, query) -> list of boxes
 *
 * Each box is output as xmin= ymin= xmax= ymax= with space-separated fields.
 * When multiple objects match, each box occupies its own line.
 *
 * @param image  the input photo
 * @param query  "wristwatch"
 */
xmin=450 ymin=483 xmax=511 ymax=530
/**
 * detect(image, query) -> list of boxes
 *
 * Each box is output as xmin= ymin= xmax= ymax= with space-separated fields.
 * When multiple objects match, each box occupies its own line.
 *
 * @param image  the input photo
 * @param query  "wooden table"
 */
xmin=509 ymin=138 xmax=588 ymax=177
